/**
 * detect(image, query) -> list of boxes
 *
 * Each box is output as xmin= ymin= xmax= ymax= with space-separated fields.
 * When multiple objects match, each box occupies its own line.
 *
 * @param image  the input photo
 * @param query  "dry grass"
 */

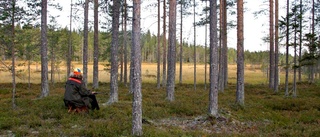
xmin=1 ymin=61 xmax=297 ymax=85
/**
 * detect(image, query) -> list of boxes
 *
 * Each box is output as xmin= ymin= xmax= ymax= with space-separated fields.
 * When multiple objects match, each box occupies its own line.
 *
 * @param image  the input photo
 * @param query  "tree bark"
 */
xmin=293 ymin=10 xmax=297 ymax=97
xmin=222 ymin=0 xmax=228 ymax=89
xmin=208 ymin=0 xmax=219 ymax=117
xmin=11 ymin=0 xmax=17 ymax=108
xmin=83 ymin=0 xmax=89 ymax=87
xmin=285 ymin=0 xmax=289 ymax=96
xmin=67 ymin=0 xmax=73 ymax=81
xmin=157 ymin=0 xmax=161 ymax=88
xmin=193 ymin=0 xmax=197 ymax=90
xmin=219 ymin=0 xmax=227 ymax=92
xmin=120 ymin=10 xmax=124 ymax=83
xmin=93 ymin=0 xmax=99 ymax=89
xmin=204 ymin=0 xmax=207 ymax=89
xmin=166 ymin=0 xmax=176 ymax=102
xmin=269 ymin=0 xmax=275 ymax=89
xmin=131 ymin=0 xmax=142 ymax=135
xmin=236 ymin=0 xmax=244 ymax=106
xmin=298 ymin=0 xmax=302 ymax=82
xmin=162 ymin=0 xmax=167 ymax=87
xmin=179 ymin=0 xmax=183 ymax=85
xmin=310 ymin=0 xmax=315 ymax=83
xmin=40 ymin=0 xmax=49 ymax=98
xmin=108 ymin=0 xmax=121 ymax=104
xmin=274 ymin=0 xmax=279 ymax=92
xmin=124 ymin=0 xmax=128 ymax=86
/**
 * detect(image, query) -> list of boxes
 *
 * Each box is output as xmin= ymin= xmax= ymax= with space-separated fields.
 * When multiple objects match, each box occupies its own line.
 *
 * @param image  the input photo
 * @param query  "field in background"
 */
xmin=0 ymin=61 xmax=294 ymax=84
xmin=0 ymin=62 xmax=318 ymax=136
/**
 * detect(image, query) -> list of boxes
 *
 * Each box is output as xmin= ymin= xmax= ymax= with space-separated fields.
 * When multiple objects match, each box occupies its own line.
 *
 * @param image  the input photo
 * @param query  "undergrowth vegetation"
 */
xmin=0 ymin=81 xmax=319 ymax=136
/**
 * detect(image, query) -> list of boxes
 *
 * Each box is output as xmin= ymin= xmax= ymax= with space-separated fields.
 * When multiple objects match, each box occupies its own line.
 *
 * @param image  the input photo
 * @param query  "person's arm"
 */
xmin=78 ymin=82 xmax=92 ymax=96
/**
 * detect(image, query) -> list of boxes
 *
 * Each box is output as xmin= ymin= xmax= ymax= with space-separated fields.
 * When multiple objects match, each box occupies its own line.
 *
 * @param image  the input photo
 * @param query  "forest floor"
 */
xmin=1 ymin=82 xmax=319 ymax=136
xmin=0 ymin=63 xmax=319 ymax=136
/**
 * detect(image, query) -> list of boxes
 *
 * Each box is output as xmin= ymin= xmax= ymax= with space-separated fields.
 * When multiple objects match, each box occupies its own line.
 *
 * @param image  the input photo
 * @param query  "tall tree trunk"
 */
xmin=293 ymin=10 xmax=297 ymax=97
xmin=285 ymin=0 xmax=289 ymax=96
xmin=236 ymin=0 xmax=244 ymax=106
xmin=162 ymin=0 xmax=167 ymax=87
xmin=219 ymin=0 xmax=223 ymax=91
xmin=131 ymin=0 xmax=142 ymax=135
xmin=83 ymin=0 xmax=89 ymax=87
xmin=124 ymin=0 xmax=128 ymax=86
xmin=40 ymin=0 xmax=49 ymax=98
xmin=219 ymin=0 xmax=227 ymax=92
xmin=298 ymin=0 xmax=302 ymax=82
xmin=93 ymin=0 xmax=99 ymax=89
xmin=208 ymin=0 xmax=219 ymax=117
xmin=310 ymin=0 xmax=315 ymax=83
xmin=120 ymin=10 xmax=124 ymax=83
xmin=157 ymin=0 xmax=161 ymax=88
xmin=193 ymin=0 xmax=197 ymax=90
xmin=11 ymin=0 xmax=16 ymax=108
xmin=67 ymin=0 xmax=73 ymax=80
xmin=166 ymin=0 xmax=176 ymax=102
xmin=108 ymin=0 xmax=121 ymax=104
xmin=274 ymin=0 xmax=279 ymax=92
xmin=222 ymin=0 xmax=228 ymax=88
xmin=269 ymin=0 xmax=275 ymax=89
xmin=204 ymin=0 xmax=207 ymax=90
xmin=179 ymin=0 xmax=183 ymax=85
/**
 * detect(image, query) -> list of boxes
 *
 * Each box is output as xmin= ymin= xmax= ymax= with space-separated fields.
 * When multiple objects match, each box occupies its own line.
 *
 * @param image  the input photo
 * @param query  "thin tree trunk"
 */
xmin=83 ymin=0 xmax=89 ymax=87
xmin=193 ymin=0 xmax=196 ymax=91
xmin=208 ymin=0 xmax=218 ymax=117
xmin=204 ymin=0 xmax=207 ymax=90
xmin=120 ymin=11 xmax=124 ymax=83
xmin=222 ymin=0 xmax=228 ymax=88
xmin=274 ymin=0 xmax=279 ymax=92
xmin=310 ymin=0 xmax=315 ymax=83
xmin=298 ymin=0 xmax=302 ymax=82
xmin=157 ymin=0 xmax=161 ymax=88
xmin=236 ymin=0 xmax=244 ymax=106
xmin=179 ymin=0 xmax=183 ymax=85
xmin=162 ymin=0 xmax=167 ymax=87
xmin=108 ymin=0 xmax=120 ymax=104
xmin=11 ymin=0 xmax=16 ymax=108
xmin=131 ymin=0 xmax=142 ymax=135
xmin=285 ymin=0 xmax=289 ymax=96
xmin=124 ymin=0 xmax=128 ymax=86
xmin=67 ymin=0 xmax=72 ymax=80
xmin=293 ymin=10 xmax=297 ymax=97
xmin=269 ymin=0 xmax=275 ymax=89
xmin=219 ymin=0 xmax=227 ymax=92
xmin=166 ymin=0 xmax=176 ymax=102
xmin=93 ymin=0 xmax=99 ymax=89
xmin=40 ymin=0 xmax=49 ymax=98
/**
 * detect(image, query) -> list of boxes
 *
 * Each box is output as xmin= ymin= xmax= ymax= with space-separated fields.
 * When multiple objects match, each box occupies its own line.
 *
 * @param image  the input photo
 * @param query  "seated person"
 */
xmin=64 ymin=68 xmax=99 ymax=113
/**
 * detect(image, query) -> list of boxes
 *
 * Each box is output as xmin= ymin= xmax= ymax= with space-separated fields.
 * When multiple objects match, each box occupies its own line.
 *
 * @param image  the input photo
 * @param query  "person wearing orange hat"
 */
xmin=63 ymin=68 xmax=99 ymax=113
